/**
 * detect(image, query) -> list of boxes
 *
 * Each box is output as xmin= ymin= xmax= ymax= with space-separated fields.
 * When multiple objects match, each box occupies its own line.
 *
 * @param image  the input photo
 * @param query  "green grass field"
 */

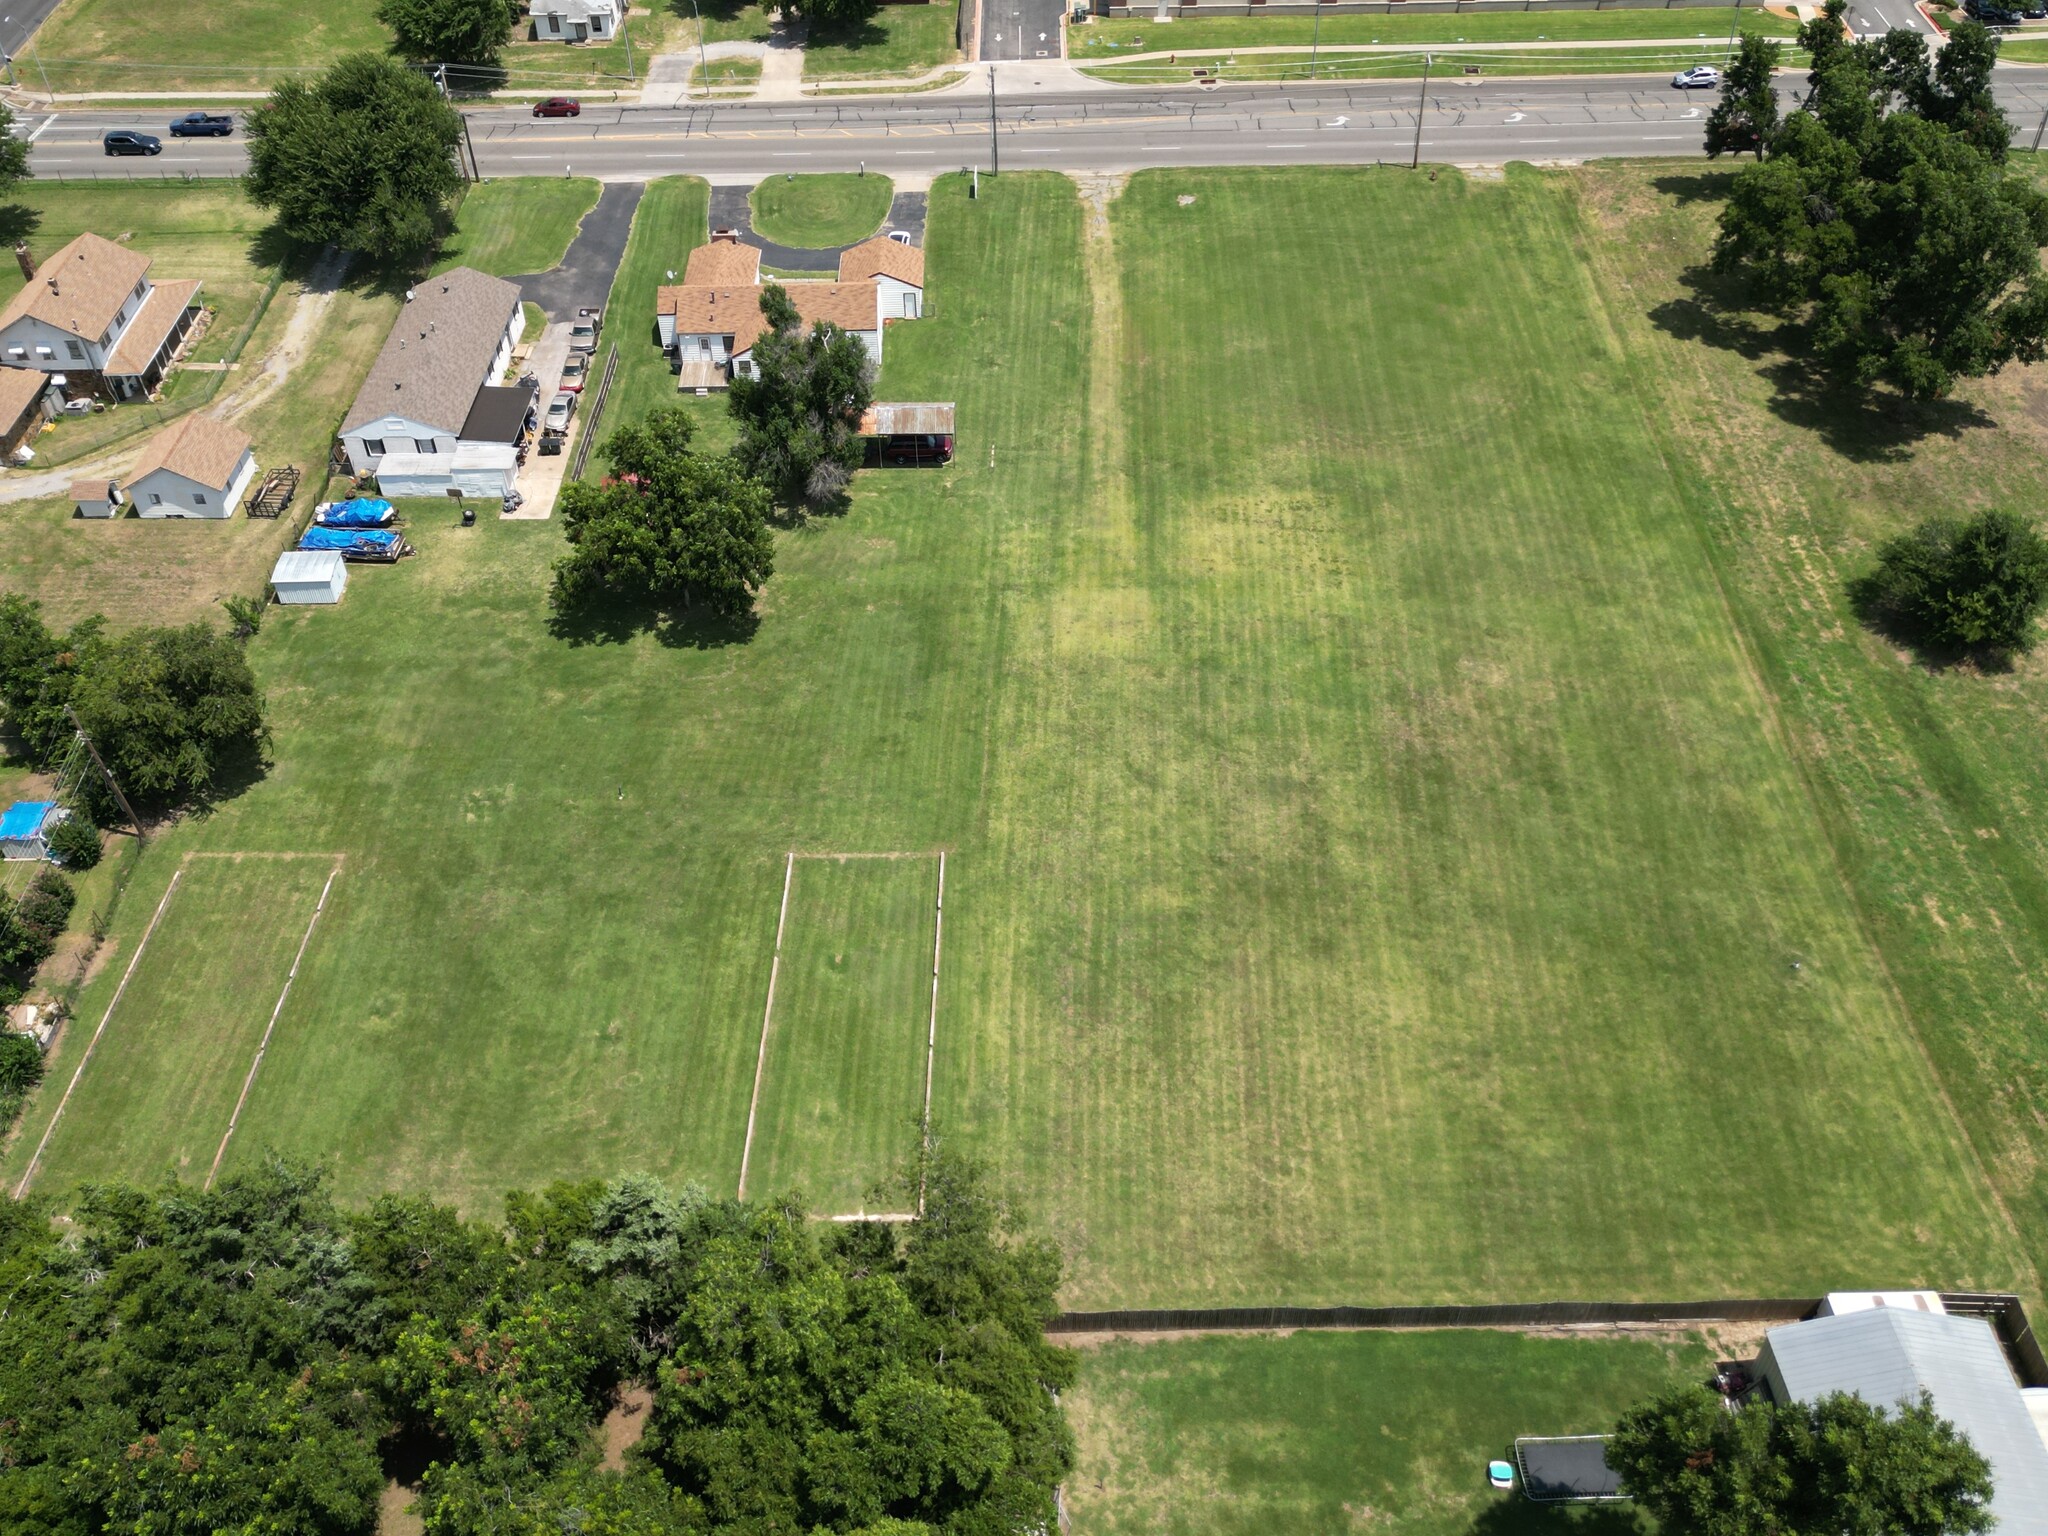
xmin=749 ymin=174 xmax=895 ymax=248
xmin=692 ymin=56 xmax=764 ymax=93
xmin=1067 ymin=1329 xmax=1711 ymax=1535
xmin=8 ymin=165 xmax=2048 ymax=1316
xmin=24 ymin=856 xmax=334 ymax=1187
xmin=1073 ymin=5 xmax=1798 ymax=57
xmin=744 ymin=855 xmax=939 ymax=1211
xmin=1083 ymin=42 xmax=1785 ymax=83
xmin=28 ymin=0 xmax=385 ymax=91
xmin=803 ymin=0 xmax=959 ymax=78
xmin=434 ymin=180 xmax=603 ymax=279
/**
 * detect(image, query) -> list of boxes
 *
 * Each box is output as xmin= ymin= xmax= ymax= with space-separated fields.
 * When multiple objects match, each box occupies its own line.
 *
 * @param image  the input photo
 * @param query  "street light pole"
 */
xmin=624 ymin=16 xmax=636 ymax=81
xmin=1411 ymin=51 xmax=1430 ymax=169
xmin=990 ymin=66 xmax=999 ymax=173
xmin=1724 ymin=0 xmax=1743 ymax=62
xmin=1310 ymin=0 xmax=1322 ymax=82
xmin=690 ymin=0 xmax=710 ymax=98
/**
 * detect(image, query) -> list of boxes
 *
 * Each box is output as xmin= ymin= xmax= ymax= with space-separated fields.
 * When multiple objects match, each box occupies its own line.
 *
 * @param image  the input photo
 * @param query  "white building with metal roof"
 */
xmin=1755 ymin=1306 xmax=2048 ymax=1535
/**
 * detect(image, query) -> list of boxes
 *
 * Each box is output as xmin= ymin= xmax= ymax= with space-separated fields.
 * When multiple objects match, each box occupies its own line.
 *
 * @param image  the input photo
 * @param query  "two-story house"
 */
xmin=0 ymin=233 xmax=202 ymax=401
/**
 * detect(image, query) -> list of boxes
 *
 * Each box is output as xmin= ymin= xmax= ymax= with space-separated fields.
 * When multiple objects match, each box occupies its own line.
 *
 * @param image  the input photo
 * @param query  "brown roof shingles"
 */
xmin=128 ymin=413 xmax=250 ymax=491
xmin=837 ymin=237 xmax=924 ymax=288
xmin=0 ymin=367 xmax=45 ymax=428
xmin=0 ymin=233 xmax=152 ymax=344
xmin=658 ymin=280 xmax=880 ymax=356
xmin=684 ymin=242 xmax=762 ymax=286
xmin=342 ymin=267 xmax=522 ymax=437
xmin=104 ymin=279 xmax=199 ymax=377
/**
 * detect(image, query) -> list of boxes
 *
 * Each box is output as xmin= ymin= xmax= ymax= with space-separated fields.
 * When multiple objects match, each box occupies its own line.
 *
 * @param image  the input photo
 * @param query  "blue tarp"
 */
xmin=0 ymin=801 xmax=55 ymax=841
xmin=299 ymin=527 xmax=401 ymax=556
xmin=314 ymin=498 xmax=395 ymax=529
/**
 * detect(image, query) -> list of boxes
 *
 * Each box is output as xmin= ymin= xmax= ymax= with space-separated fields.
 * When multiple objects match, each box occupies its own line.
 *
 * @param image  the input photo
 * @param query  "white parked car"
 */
xmin=886 ymin=229 xmax=914 ymax=245
xmin=544 ymin=393 xmax=576 ymax=432
xmin=1672 ymin=65 xmax=1721 ymax=89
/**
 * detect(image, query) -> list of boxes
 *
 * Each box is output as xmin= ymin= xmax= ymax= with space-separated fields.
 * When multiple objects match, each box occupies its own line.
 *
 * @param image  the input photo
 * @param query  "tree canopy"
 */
xmin=1610 ymin=1384 xmax=1994 ymax=1536
xmin=0 ymin=1146 xmax=1074 ymax=1536
xmin=787 ymin=0 xmax=883 ymax=33
xmin=552 ymin=406 xmax=777 ymax=624
xmin=244 ymin=53 xmax=465 ymax=266
xmin=0 ymin=103 xmax=32 ymax=200
xmin=1710 ymin=6 xmax=2048 ymax=397
xmin=727 ymin=284 xmax=876 ymax=515
xmin=1850 ymin=507 xmax=2048 ymax=659
xmin=1704 ymin=34 xmax=1781 ymax=159
xmin=376 ymin=0 xmax=522 ymax=68
xmin=0 ymin=596 xmax=269 ymax=815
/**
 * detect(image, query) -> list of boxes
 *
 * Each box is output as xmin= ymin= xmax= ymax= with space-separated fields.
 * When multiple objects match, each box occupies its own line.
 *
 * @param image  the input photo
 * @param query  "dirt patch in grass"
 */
xmin=600 ymin=1384 xmax=654 ymax=1470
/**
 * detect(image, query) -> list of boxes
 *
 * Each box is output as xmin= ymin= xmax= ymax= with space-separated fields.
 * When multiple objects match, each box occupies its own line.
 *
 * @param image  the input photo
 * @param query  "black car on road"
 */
xmin=102 ymin=130 xmax=161 ymax=156
xmin=167 ymin=112 xmax=233 ymax=137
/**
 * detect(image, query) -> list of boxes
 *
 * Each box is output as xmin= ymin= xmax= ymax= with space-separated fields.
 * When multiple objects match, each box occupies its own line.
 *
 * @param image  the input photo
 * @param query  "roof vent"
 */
xmin=45 ymin=277 xmax=57 ymax=296
xmin=404 ymin=289 xmax=416 ymax=303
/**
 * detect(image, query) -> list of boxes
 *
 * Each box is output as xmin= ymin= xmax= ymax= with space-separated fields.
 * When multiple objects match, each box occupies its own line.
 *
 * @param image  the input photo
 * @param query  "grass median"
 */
xmin=749 ymin=173 xmax=895 ymax=247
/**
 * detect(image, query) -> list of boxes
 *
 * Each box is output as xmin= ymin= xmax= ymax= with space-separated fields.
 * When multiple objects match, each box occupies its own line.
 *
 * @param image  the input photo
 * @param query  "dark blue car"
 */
xmin=167 ymin=112 xmax=233 ymax=137
xmin=101 ymin=130 xmax=161 ymax=156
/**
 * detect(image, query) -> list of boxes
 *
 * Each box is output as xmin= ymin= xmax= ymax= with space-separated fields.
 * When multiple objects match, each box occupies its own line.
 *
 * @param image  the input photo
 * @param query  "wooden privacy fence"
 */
xmin=1048 ymin=1293 xmax=2048 ymax=1388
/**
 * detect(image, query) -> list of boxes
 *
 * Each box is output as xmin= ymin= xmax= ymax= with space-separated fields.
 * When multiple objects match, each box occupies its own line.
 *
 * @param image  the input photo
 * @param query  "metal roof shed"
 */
xmin=1756 ymin=1307 xmax=2048 ymax=1535
xmin=0 ymin=800 xmax=64 ymax=861
xmin=270 ymin=549 xmax=347 ymax=606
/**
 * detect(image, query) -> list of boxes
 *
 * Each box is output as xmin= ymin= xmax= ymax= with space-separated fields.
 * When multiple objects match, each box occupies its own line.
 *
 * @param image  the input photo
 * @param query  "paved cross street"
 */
xmin=24 ymin=69 xmax=2048 ymax=182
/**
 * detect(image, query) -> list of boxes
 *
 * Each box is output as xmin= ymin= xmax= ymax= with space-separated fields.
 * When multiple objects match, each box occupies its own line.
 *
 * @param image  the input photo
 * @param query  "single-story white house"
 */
xmin=341 ymin=268 xmax=528 ymax=486
xmin=125 ymin=413 xmax=256 ymax=519
xmin=654 ymin=232 xmax=922 ymax=387
xmin=270 ymin=549 xmax=348 ymax=605
xmin=838 ymin=235 xmax=926 ymax=321
xmin=531 ymin=0 xmax=624 ymax=41
xmin=1754 ymin=1301 xmax=2048 ymax=1536
xmin=0 ymin=232 xmax=202 ymax=401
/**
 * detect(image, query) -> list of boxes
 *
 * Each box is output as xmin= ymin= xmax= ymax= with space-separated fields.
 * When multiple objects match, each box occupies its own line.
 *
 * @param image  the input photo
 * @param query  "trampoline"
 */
xmin=1513 ymin=1436 xmax=1626 ymax=1503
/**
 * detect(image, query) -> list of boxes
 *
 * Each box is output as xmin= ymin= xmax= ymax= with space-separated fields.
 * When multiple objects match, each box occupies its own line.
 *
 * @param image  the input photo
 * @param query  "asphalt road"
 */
xmin=28 ymin=71 xmax=2048 ymax=180
xmin=979 ymin=0 xmax=1069 ymax=62
xmin=0 ymin=0 xmax=64 ymax=80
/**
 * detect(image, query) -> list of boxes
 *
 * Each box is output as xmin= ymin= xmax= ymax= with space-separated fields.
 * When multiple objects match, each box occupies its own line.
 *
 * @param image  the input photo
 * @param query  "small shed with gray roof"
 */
xmin=1755 ymin=1307 xmax=2048 ymax=1535
xmin=340 ymin=267 xmax=525 ymax=484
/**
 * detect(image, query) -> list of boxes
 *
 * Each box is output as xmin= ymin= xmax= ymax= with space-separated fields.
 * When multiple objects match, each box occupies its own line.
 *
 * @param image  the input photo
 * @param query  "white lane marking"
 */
xmin=27 ymin=115 xmax=56 ymax=142
xmin=770 ymin=151 xmax=813 ymax=156
xmin=1643 ymin=133 xmax=1689 ymax=139
xmin=1270 ymin=141 xmax=1309 ymax=147
xmin=1518 ymin=137 xmax=1561 ymax=143
xmin=1871 ymin=5 xmax=1893 ymax=24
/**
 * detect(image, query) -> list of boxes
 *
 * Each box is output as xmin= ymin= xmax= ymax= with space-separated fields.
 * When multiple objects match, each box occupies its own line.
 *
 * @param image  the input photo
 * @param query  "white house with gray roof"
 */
xmin=530 ymin=0 xmax=623 ymax=42
xmin=341 ymin=268 xmax=528 ymax=485
xmin=1754 ymin=1305 xmax=2048 ymax=1535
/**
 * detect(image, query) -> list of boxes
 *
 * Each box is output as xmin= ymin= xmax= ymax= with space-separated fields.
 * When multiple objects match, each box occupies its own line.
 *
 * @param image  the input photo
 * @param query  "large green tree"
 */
xmin=1704 ymin=33 xmax=1781 ymax=159
xmin=1711 ymin=5 xmax=2048 ymax=397
xmin=1610 ymin=1385 xmax=1994 ymax=1536
xmin=552 ymin=406 xmax=776 ymax=623
xmin=67 ymin=621 xmax=269 ymax=811
xmin=377 ymin=0 xmax=521 ymax=69
xmin=244 ymin=53 xmax=464 ymax=266
xmin=0 ymin=1148 xmax=1073 ymax=1536
xmin=0 ymin=103 xmax=32 ymax=200
xmin=1851 ymin=507 xmax=2048 ymax=658
xmin=728 ymin=283 xmax=876 ymax=515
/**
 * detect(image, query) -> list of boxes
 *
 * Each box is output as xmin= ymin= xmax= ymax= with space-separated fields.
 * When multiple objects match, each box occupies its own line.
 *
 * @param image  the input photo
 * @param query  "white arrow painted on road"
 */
xmin=1505 ymin=111 xmax=1525 ymax=122
xmin=1683 ymin=107 xmax=1701 ymax=118
xmin=1327 ymin=115 xmax=1349 ymax=127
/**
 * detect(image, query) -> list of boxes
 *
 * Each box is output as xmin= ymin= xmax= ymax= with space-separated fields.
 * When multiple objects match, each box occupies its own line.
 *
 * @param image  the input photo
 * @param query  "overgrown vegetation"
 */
xmin=43 ymin=815 xmax=99 ymax=873
xmin=0 ymin=1146 xmax=1073 ymax=1536
xmin=244 ymin=53 xmax=465 ymax=268
xmin=1612 ymin=1384 xmax=1994 ymax=1534
xmin=377 ymin=0 xmax=519 ymax=67
xmin=1849 ymin=508 xmax=2048 ymax=662
xmin=1711 ymin=6 xmax=2048 ymax=396
xmin=0 ymin=595 xmax=269 ymax=818
xmin=728 ymin=283 xmax=875 ymax=515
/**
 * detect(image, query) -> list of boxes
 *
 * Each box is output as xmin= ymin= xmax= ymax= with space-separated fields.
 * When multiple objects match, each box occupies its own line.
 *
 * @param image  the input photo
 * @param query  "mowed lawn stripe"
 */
xmin=951 ymin=167 xmax=2022 ymax=1303
xmin=28 ymin=857 xmax=334 ymax=1188
xmin=747 ymin=856 xmax=938 ymax=1211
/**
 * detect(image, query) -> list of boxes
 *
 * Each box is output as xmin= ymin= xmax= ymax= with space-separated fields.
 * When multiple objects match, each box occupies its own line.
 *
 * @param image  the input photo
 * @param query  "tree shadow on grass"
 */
xmin=1648 ymin=263 xmax=1996 ymax=464
xmin=806 ymin=16 xmax=892 ymax=55
xmin=1465 ymin=1490 xmax=1648 ymax=1536
xmin=0 ymin=202 xmax=40 ymax=247
xmin=547 ymin=592 xmax=761 ymax=649
xmin=1649 ymin=170 xmax=1740 ymax=207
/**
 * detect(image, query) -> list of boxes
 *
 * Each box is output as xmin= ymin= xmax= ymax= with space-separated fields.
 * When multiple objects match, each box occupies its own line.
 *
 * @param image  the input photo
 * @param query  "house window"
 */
xmin=148 ymin=492 xmax=162 ymax=506
xmin=193 ymin=493 xmax=207 ymax=506
xmin=903 ymin=293 xmax=916 ymax=318
xmin=5 ymin=348 xmax=22 ymax=359
xmin=133 ymin=280 xmax=146 ymax=301
xmin=363 ymin=438 xmax=385 ymax=456
xmin=66 ymin=341 xmax=84 ymax=361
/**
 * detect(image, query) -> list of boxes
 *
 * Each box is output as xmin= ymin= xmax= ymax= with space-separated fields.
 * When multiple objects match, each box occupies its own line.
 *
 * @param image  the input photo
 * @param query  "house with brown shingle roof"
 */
xmin=0 ymin=366 xmax=54 ymax=460
xmin=837 ymin=236 xmax=924 ymax=319
xmin=124 ymin=413 xmax=255 ymax=519
xmin=656 ymin=232 xmax=931 ymax=388
xmin=0 ymin=233 xmax=202 ymax=401
xmin=340 ymin=267 xmax=527 ymax=481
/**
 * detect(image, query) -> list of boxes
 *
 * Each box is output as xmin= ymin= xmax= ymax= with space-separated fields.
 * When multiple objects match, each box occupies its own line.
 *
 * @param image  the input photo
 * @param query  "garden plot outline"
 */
xmin=737 ymin=850 xmax=946 ymax=1217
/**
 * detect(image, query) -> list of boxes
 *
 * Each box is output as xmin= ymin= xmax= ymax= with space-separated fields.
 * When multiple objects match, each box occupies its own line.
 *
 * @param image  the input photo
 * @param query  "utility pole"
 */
xmin=1411 ymin=52 xmax=1429 ymax=169
xmin=1310 ymin=0 xmax=1323 ymax=82
xmin=624 ymin=16 xmax=636 ymax=80
xmin=64 ymin=707 xmax=142 ymax=844
xmin=2033 ymin=98 xmax=2048 ymax=152
xmin=989 ymin=67 xmax=998 ymax=173
xmin=1724 ymin=0 xmax=1743 ymax=61
xmin=689 ymin=0 xmax=710 ymax=98
xmin=461 ymin=112 xmax=482 ymax=181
